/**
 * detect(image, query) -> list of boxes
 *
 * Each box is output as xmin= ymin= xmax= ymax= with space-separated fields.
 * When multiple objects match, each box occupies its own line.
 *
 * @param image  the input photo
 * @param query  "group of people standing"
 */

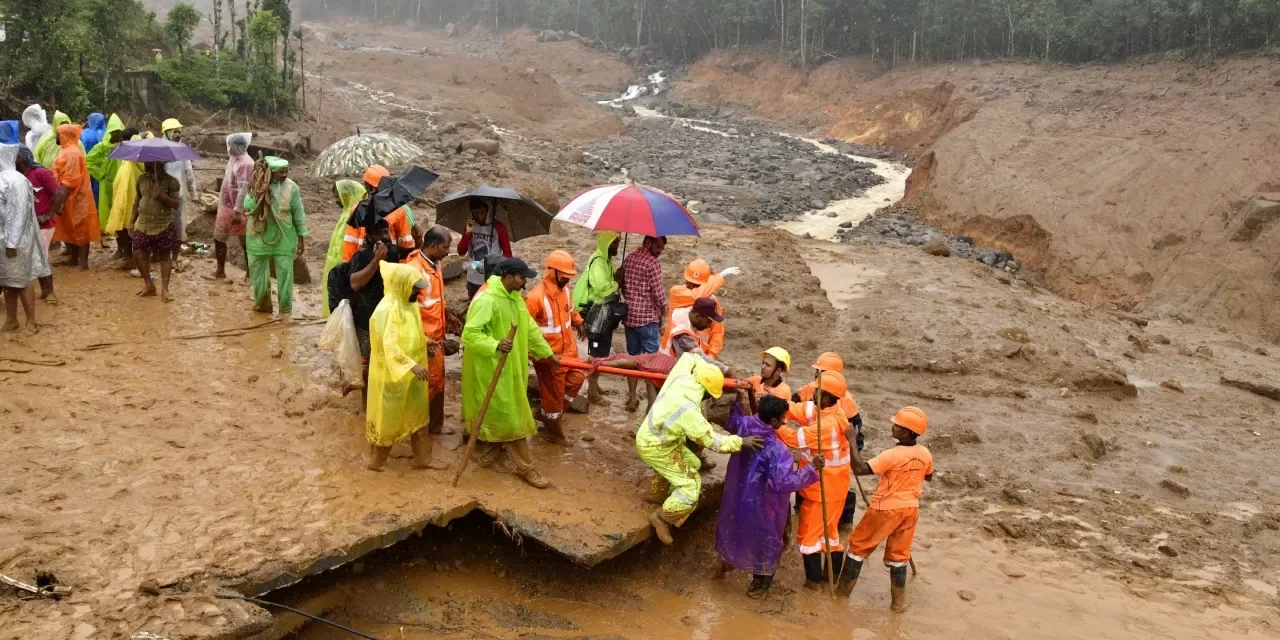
xmin=0 ymin=105 xmax=200 ymax=329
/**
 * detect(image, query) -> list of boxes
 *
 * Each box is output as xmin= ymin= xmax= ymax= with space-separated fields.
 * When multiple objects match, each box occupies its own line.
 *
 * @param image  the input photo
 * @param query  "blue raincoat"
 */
xmin=81 ymin=113 xmax=106 ymax=203
xmin=715 ymin=402 xmax=819 ymax=575
xmin=0 ymin=121 xmax=18 ymax=145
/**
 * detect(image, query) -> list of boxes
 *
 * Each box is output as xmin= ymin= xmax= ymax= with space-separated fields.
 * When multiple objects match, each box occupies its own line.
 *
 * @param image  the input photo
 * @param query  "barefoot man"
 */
xmin=0 ymin=144 xmax=51 ymax=332
xmin=129 ymin=162 xmax=181 ymax=301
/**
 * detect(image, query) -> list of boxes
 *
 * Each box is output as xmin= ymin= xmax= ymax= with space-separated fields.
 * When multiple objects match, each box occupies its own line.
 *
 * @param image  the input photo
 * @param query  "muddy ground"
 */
xmin=3 ymin=19 xmax=1280 ymax=640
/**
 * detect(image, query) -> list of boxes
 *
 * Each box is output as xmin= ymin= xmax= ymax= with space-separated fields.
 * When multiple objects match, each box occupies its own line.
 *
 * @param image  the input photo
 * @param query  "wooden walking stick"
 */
xmin=814 ymin=374 xmax=837 ymax=597
xmin=452 ymin=323 xmax=518 ymax=488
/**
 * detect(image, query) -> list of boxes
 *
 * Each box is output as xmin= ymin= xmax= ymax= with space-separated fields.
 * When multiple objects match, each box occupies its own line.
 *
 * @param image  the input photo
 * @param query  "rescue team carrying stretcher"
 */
xmin=322 ymin=168 xmax=932 ymax=609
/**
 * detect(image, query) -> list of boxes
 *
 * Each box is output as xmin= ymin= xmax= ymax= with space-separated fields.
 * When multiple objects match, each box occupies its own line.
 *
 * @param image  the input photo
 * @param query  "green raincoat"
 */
xmin=322 ymin=180 xmax=367 ymax=317
xmin=87 ymin=114 xmax=125 ymax=228
xmin=243 ymin=161 xmax=308 ymax=313
xmin=34 ymin=111 xmax=82 ymax=168
xmin=572 ymin=231 xmax=620 ymax=311
xmin=462 ymin=274 xmax=554 ymax=442
xmin=366 ymin=262 xmax=430 ymax=447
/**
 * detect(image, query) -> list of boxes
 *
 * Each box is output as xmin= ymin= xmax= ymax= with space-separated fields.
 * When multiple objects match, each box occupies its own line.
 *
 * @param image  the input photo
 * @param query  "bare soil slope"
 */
xmin=676 ymin=51 xmax=1280 ymax=342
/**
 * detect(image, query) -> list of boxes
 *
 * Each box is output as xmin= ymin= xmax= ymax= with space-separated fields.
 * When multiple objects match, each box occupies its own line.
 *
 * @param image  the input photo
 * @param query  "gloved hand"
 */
xmin=719 ymin=266 xmax=741 ymax=277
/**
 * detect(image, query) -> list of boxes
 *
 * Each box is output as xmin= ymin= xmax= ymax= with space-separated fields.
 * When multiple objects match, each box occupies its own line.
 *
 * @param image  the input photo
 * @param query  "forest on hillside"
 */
xmin=301 ymin=0 xmax=1280 ymax=65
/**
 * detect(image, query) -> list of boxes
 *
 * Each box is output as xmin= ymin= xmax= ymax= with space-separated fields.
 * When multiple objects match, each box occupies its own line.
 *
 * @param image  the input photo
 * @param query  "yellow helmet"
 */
xmin=760 ymin=347 xmax=791 ymax=371
xmin=161 ymin=118 xmax=183 ymax=133
xmin=693 ymin=358 xmax=724 ymax=399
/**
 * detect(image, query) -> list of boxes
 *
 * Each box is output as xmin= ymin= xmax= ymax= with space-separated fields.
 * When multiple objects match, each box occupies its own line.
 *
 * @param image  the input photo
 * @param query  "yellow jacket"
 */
xmin=366 ymin=262 xmax=429 ymax=447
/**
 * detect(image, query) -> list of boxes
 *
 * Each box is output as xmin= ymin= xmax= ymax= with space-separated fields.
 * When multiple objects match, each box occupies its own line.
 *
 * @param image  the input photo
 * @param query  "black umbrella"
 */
xmin=435 ymin=185 xmax=554 ymax=242
xmin=352 ymin=166 xmax=440 ymax=229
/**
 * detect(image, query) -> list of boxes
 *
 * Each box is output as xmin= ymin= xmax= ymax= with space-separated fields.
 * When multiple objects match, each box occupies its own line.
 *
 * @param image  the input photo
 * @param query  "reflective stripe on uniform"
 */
xmin=344 ymin=235 xmax=363 ymax=245
xmin=398 ymin=235 xmax=415 ymax=244
xmin=711 ymin=433 xmax=723 ymax=452
xmin=670 ymin=486 xmax=698 ymax=507
xmin=642 ymin=374 xmax=694 ymax=442
xmin=798 ymin=538 xmax=844 ymax=555
xmin=540 ymin=298 xmax=559 ymax=334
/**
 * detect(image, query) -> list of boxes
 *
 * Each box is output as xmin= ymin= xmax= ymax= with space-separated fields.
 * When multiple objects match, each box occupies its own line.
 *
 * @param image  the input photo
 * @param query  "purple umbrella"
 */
xmin=109 ymin=138 xmax=201 ymax=163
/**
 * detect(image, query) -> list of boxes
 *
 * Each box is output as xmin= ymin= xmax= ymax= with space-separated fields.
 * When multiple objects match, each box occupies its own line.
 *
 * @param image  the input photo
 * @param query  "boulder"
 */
xmin=457 ymin=139 xmax=500 ymax=156
xmin=444 ymin=23 xmax=458 ymax=38
xmin=1228 ymin=194 xmax=1280 ymax=242
xmin=923 ymin=240 xmax=951 ymax=257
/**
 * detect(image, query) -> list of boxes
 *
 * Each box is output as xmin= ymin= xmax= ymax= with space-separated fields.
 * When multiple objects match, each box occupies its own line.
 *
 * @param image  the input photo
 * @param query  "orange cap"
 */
xmin=816 ymin=371 xmax=848 ymax=399
xmin=813 ymin=352 xmax=844 ymax=373
xmin=891 ymin=406 xmax=928 ymax=436
xmin=363 ymin=165 xmax=390 ymax=187
xmin=684 ymin=259 xmax=711 ymax=285
xmin=544 ymin=250 xmax=577 ymax=276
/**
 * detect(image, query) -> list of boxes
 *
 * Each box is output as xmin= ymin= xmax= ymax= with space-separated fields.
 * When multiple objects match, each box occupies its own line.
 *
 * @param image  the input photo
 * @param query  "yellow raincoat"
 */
xmin=321 ymin=180 xmax=367 ymax=317
xmin=366 ymin=262 xmax=430 ymax=447
xmin=105 ymin=137 xmax=144 ymax=235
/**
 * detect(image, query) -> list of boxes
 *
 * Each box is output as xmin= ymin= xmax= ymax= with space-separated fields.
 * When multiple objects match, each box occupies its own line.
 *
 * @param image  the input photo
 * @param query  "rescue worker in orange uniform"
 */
xmin=657 ymin=259 xmax=739 ymax=358
xmin=794 ymin=352 xmax=865 ymax=526
xmin=403 ymin=225 xmax=459 ymax=435
xmin=744 ymin=347 xmax=793 ymax=401
xmin=837 ymin=407 xmax=933 ymax=612
xmin=525 ymin=250 xmax=586 ymax=442
xmin=342 ymin=165 xmax=416 ymax=261
xmin=779 ymin=370 xmax=853 ymax=590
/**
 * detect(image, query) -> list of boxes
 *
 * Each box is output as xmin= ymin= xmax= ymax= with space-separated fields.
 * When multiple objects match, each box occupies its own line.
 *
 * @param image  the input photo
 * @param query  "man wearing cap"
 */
xmin=779 ymin=370 xmax=854 ymax=591
xmin=341 ymin=165 xmax=416 ymax=261
xmin=837 ymin=407 xmax=933 ymax=612
xmin=160 ymin=118 xmax=197 ymax=258
xmin=461 ymin=257 xmax=558 ymax=489
xmin=660 ymin=297 xmax=728 ymax=369
xmin=658 ymin=259 xmax=739 ymax=360
xmin=636 ymin=352 xmax=764 ymax=545
xmin=525 ymin=250 xmax=586 ymax=443
xmin=242 ymin=156 xmax=308 ymax=314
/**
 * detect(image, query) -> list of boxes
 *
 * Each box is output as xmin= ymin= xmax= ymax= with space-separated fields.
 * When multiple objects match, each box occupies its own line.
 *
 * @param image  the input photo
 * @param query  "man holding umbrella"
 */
xmin=457 ymin=198 xmax=512 ymax=300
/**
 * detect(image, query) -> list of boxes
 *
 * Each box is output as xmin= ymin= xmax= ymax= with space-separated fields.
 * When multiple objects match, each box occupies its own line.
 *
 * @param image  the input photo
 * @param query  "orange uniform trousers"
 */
xmin=846 ymin=506 xmax=919 ymax=565
xmin=797 ymin=464 xmax=851 ymax=555
xmin=533 ymin=360 xmax=584 ymax=419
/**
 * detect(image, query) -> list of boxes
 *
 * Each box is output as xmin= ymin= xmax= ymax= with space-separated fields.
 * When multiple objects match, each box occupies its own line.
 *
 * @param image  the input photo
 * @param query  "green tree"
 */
xmin=0 ymin=0 xmax=90 ymax=113
xmin=165 ymin=3 xmax=201 ymax=55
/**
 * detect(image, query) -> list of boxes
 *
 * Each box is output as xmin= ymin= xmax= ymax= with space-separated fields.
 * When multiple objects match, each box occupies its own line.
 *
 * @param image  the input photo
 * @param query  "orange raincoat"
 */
xmin=779 ymin=400 xmax=852 ymax=555
xmin=658 ymin=274 xmax=726 ymax=358
xmin=51 ymin=124 xmax=101 ymax=245
xmin=526 ymin=269 xmax=585 ymax=418
xmin=404 ymin=249 xmax=448 ymax=393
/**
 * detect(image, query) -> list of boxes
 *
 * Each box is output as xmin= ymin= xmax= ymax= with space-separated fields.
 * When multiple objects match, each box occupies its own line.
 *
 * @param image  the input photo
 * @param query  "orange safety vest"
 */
xmin=525 ymin=274 xmax=582 ymax=357
xmin=404 ymin=250 xmax=447 ymax=342
xmin=341 ymin=207 xmax=414 ymax=261
xmin=658 ymin=275 xmax=726 ymax=358
xmin=783 ymin=401 xmax=852 ymax=467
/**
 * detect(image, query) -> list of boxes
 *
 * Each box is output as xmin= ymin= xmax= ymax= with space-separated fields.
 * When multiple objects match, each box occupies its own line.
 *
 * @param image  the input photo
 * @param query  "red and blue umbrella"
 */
xmin=555 ymin=183 xmax=699 ymax=237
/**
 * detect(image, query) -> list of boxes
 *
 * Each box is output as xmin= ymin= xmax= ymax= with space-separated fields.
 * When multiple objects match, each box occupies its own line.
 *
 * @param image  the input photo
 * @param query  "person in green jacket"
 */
xmin=572 ymin=230 xmax=621 ymax=404
xmin=33 ymin=111 xmax=79 ymax=168
xmin=242 ymin=156 xmax=308 ymax=314
xmin=461 ymin=258 xmax=557 ymax=489
xmin=86 ymin=114 xmax=126 ymax=231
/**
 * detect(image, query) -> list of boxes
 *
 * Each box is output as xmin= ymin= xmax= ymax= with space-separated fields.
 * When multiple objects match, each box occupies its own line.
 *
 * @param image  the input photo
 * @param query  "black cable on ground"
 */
xmin=216 ymin=594 xmax=385 ymax=640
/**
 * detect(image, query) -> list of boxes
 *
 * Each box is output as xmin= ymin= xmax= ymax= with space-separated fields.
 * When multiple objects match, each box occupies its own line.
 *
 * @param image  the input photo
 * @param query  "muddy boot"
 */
xmin=648 ymin=511 xmax=674 ymax=545
xmin=568 ymin=393 xmax=589 ymax=414
xmin=474 ymin=442 xmax=502 ymax=468
xmin=519 ymin=467 xmax=551 ymax=489
xmin=541 ymin=416 xmax=566 ymax=444
xmin=746 ymin=574 xmax=773 ymax=599
xmin=836 ymin=555 xmax=863 ymax=597
xmin=889 ymin=564 xmax=909 ymax=612
xmin=802 ymin=553 xmax=824 ymax=591
xmin=827 ymin=551 xmax=845 ymax=583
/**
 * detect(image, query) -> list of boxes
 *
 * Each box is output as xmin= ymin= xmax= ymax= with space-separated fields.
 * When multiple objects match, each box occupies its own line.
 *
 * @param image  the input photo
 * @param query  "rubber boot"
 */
xmin=839 ymin=490 xmax=857 ymax=527
xmin=827 ymin=552 xmax=845 ymax=583
xmin=889 ymin=564 xmax=909 ymax=612
xmin=836 ymin=555 xmax=863 ymax=597
xmin=802 ymin=553 xmax=824 ymax=590
xmin=649 ymin=511 xmax=674 ymax=545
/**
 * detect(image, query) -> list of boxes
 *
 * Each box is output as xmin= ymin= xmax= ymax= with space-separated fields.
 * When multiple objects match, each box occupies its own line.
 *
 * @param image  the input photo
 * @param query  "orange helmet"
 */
xmin=816 ymin=371 xmax=848 ymax=400
xmin=813 ymin=352 xmax=845 ymax=373
xmin=544 ymin=250 xmax=577 ymax=276
xmin=891 ymin=406 xmax=928 ymax=436
xmin=684 ymin=259 xmax=711 ymax=285
xmin=363 ymin=165 xmax=390 ymax=187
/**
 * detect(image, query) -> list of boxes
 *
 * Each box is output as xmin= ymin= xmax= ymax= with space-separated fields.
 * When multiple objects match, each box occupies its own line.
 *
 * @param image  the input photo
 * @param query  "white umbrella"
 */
xmin=309 ymin=133 xmax=424 ymax=178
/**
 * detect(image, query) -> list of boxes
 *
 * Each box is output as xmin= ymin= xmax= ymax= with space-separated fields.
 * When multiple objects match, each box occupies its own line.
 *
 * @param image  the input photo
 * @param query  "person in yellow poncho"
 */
xmin=321 ymin=179 xmax=367 ymax=317
xmin=104 ymin=132 xmax=145 ymax=259
xmin=34 ymin=111 xmax=82 ymax=168
xmin=366 ymin=262 xmax=444 ymax=472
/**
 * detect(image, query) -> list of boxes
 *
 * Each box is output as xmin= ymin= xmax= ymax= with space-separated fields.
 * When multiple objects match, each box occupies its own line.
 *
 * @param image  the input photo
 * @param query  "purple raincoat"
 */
xmin=716 ymin=403 xmax=819 ymax=575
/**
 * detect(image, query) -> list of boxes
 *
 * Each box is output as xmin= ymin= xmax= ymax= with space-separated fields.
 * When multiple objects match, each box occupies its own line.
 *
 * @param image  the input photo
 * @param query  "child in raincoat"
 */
xmin=636 ymin=352 xmax=763 ymax=545
xmin=366 ymin=262 xmax=444 ymax=472
xmin=321 ymin=179 xmax=367 ymax=317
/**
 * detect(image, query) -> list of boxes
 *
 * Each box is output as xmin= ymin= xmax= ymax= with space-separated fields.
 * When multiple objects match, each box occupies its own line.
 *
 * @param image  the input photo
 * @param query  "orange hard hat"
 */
xmin=684 ymin=259 xmax=711 ymax=285
xmin=363 ymin=165 xmax=390 ymax=187
xmin=544 ymin=250 xmax=577 ymax=276
xmin=813 ymin=352 xmax=845 ymax=373
xmin=816 ymin=371 xmax=848 ymax=400
xmin=892 ymin=406 xmax=928 ymax=436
